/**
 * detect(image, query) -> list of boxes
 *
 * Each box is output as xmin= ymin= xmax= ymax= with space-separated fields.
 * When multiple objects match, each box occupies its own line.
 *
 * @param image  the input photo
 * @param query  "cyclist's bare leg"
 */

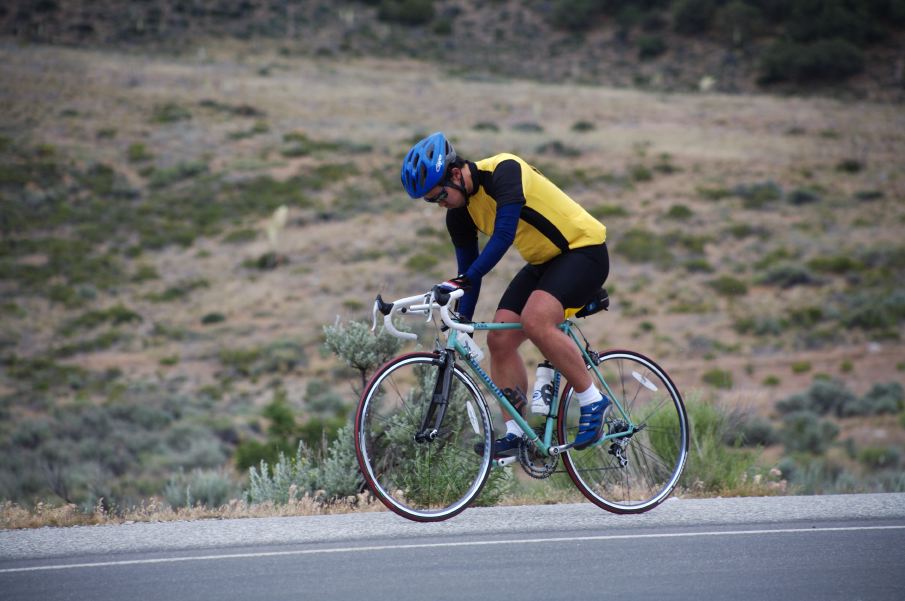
xmin=487 ymin=308 xmax=528 ymax=421
xmin=521 ymin=290 xmax=593 ymax=393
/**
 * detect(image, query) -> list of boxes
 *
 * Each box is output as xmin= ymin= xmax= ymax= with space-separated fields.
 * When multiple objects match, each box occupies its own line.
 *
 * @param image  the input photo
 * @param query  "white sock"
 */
xmin=505 ymin=419 xmax=524 ymax=437
xmin=575 ymin=385 xmax=602 ymax=407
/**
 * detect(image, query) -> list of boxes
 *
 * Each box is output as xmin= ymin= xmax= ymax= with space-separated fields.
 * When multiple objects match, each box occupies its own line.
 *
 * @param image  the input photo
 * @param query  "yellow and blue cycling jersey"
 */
xmin=446 ymin=154 xmax=607 ymax=318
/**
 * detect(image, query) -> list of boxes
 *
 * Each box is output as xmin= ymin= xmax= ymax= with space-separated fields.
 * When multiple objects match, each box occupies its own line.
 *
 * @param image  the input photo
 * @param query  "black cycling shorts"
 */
xmin=497 ymin=243 xmax=609 ymax=315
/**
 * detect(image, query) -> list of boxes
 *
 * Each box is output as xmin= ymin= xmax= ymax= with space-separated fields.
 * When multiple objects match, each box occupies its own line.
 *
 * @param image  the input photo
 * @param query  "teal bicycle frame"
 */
xmin=444 ymin=320 xmax=635 ymax=461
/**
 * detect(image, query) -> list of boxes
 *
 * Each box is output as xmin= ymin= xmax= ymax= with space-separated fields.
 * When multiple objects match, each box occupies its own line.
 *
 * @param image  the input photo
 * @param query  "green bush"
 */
xmin=552 ymin=0 xmax=604 ymax=31
xmin=151 ymin=102 xmax=192 ymax=123
xmin=785 ymin=0 xmax=878 ymax=45
xmin=844 ymin=382 xmax=905 ymax=417
xmin=841 ymin=290 xmax=905 ymax=332
xmin=776 ymin=379 xmax=864 ymax=418
xmin=628 ymin=164 xmax=653 ymax=182
xmin=836 ymin=158 xmax=864 ymax=173
xmin=724 ymin=413 xmax=778 ymax=447
xmin=665 ymin=204 xmax=693 ymax=220
xmin=759 ymin=264 xmax=821 ymax=289
xmin=317 ymin=425 xmax=365 ymax=499
xmin=683 ymin=258 xmax=714 ymax=273
xmin=147 ymin=161 xmax=208 ymax=189
xmin=637 ymin=35 xmax=667 ymax=59
xmin=715 ymin=0 xmax=764 ymax=47
xmin=616 ymin=229 xmax=673 ymax=265
xmin=165 ymin=468 xmax=238 ymax=508
xmin=512 ymin=122 xmax=544 ymax=133
xmin=734 ymin=181 xmax=782 ymax=208
xmin=807 ymin=255 xmax=863 ymax=274
xmin=127 ymin=143 xmax=153 ymax=163
xmin=246 ymin=442 xmax=319 ymax=504
xmin=219 ymin=340 xmax=307 ymax=379
xmin=589 ymin=204 xmax=629 ymax=218
xmin=201 ymin=312 xmax=226 ymax=325
xmin=323 ymin=318 xmax=402 ymax=392
xmin=673 ymin=0 xmax=717 ymax=34
xmin=858 ymin=446 xmax=901 ymax=471
xmin=707 ymin=275 xmax=748 ymax=297
xmin=404 ymin=253 xmax=438 ymax=272
xmin=60 ymin=304 xmax=142 ymax=336
xmin=305 ymin=380 xmax=347 ymax=415
xmin=781 ymin=410 xmax=839 ymax=454
xmin=759 ymin=38 xmax=865 ymax=84
xmin=733 ymin=315 xmax=786 ymax=336
xmin=702 ymin=368 xmax=733 ymax=389
xmin=146 ymin=278 xmax=209 ymax=302
xmin=536 ymin=140 xmax=582 ymax=158
xmin=698 ymin=186 xmax=733 ymax=201
xmin=377 ymin=0 xmax=435 ymax=26
xmin=787 ymin=188 xmax=822 ymax=205
xmin=678 ymin=399 xmax=760 ymax=492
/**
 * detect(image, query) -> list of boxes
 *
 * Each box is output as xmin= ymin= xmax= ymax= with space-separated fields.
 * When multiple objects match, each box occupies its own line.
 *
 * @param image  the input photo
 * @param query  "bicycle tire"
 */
xmin=355 ymin=352 xmax=494 ymax=522
xmin=558 ymin=350 xmax=689 ymax=514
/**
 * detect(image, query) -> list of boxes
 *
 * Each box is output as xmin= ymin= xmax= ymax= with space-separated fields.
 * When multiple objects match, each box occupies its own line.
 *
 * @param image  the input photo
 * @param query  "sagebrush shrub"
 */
xmin=781 ymin=410 xmax=839 ymax=454
xmin=323 ymin=318 xmax=402 ymax=391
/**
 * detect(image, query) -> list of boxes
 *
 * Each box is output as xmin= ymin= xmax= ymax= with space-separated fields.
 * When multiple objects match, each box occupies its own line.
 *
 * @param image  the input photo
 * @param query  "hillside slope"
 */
xmin=1 ymin=41 xmax=904 ymax=508
xmin=2 ymin=0 xmax=904 ymax=101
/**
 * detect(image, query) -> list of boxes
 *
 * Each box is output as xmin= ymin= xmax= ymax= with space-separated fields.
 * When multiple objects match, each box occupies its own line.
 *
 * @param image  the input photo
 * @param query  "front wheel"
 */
xmin=558 ymin=350 xmax=689 ymax=514
xmin=354 ymin=352 xmax=494 ymax=522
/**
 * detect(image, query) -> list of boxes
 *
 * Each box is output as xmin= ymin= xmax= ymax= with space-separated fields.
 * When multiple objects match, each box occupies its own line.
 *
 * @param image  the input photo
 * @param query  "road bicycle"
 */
xmin=354 ymin=286 xmax=689 ymax=522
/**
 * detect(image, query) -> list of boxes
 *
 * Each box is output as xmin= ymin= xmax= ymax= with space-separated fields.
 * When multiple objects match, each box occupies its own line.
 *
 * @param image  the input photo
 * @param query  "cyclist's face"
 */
xmin=426 ymin=169 xmax=466 ymax=209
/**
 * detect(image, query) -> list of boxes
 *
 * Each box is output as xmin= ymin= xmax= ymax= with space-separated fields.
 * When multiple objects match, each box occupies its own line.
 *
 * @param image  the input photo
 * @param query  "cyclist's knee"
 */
xmin=521 ymin=310 xmax=558 ymax=341
xmin=487 ymin=329 xmax=523 ymax=355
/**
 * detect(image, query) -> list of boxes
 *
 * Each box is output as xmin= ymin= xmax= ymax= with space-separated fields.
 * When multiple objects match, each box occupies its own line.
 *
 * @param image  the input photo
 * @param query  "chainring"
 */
xmin=518 ymin=426 xmax=559 ymax=479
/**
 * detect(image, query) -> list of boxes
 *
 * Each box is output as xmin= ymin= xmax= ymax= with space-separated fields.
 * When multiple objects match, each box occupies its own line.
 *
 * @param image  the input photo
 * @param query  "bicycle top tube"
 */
xmin=372 ymin=287 xmax=576 ymax=340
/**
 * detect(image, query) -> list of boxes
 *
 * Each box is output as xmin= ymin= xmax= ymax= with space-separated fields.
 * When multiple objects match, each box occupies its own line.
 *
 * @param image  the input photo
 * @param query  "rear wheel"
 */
xmin=558 ymin=350 xmax=688 ymax=513
xmin=355 ymin=352 xmax=493 ymax=522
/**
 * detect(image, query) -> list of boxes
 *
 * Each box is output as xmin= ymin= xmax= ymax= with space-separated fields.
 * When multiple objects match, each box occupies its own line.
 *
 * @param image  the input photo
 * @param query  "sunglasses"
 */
xmin=423 ymin=186 xmax=448 ymax=204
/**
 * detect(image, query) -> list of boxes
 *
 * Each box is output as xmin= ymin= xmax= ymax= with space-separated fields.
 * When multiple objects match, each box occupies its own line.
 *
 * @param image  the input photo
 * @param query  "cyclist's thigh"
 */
xmin=537 ymin=243 xmax=609 ymax=309
xmin=497 ymin=263 xmax=543 ymax=316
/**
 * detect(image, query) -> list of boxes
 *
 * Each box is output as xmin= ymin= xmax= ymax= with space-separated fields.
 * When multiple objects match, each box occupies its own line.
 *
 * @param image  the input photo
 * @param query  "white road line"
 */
xmin=2 ymin=524 xmax=903 ymax=574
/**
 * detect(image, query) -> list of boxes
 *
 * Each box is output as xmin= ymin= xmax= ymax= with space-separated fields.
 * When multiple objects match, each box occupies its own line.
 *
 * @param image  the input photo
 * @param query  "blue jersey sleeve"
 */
xmin=462 ymin=201 xmax=520 ymax=282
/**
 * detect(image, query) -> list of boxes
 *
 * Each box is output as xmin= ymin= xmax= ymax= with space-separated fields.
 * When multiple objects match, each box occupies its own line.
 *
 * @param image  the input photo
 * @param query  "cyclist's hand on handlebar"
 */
xmin=437 ymin=275 xmax=471 ymax=293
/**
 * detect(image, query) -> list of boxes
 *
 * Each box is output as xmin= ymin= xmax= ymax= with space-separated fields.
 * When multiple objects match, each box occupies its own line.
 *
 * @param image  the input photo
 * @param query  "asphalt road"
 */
xmin=2 ymin=494 xmax=904 ymax=601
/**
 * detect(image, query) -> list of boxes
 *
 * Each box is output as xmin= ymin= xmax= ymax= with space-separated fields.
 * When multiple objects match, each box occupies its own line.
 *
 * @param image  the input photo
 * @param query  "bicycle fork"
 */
xmin=414 ymin=350 xmax=454 ymax=443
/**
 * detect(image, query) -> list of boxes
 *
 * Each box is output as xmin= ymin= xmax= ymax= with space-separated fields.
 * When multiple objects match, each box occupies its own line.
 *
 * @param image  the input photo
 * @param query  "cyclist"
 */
xmin=400 ymin=132 xmax=610 ymax=456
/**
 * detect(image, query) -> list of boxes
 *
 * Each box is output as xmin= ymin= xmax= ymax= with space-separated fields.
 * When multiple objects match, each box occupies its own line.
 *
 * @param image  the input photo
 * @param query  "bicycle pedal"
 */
xmin=548 ymin=443 xmax=574 ymax=456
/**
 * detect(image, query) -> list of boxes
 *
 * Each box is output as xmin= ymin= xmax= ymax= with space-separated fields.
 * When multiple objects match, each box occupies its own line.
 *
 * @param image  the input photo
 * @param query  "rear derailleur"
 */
xmin=607 ymin=419 xmax=631 ymax=468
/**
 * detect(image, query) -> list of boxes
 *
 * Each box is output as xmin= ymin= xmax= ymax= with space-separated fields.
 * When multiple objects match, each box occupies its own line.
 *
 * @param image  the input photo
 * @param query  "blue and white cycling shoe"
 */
xmin=572 ymin=397 xmax=612 ymax=450
xmin=473 ymin=433 xmax=521 ymax=458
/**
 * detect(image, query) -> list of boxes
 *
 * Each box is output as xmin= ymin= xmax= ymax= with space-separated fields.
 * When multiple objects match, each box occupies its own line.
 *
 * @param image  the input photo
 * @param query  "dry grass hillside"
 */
xmin=1 ymin=40 xmax=904 ymax=514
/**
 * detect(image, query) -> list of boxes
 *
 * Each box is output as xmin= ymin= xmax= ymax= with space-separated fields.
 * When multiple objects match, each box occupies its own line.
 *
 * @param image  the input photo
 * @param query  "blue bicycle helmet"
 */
xmin=400 ymin=132 xmax=457 ymax=198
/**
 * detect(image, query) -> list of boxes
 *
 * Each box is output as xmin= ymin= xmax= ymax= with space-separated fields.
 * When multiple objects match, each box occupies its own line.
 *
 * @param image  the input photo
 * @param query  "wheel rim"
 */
xmin=357 ymin=354 xmax=492 ymax=521
xmin=560 ymin=351 xmax=688 ymax=513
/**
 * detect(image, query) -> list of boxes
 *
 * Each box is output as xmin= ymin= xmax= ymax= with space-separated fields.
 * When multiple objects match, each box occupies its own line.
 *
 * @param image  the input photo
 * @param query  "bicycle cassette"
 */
xmin=518 ymin=427 xmax=559 ymax=479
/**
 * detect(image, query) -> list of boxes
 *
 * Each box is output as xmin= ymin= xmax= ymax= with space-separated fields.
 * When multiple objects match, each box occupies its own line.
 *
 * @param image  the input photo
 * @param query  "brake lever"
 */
xmin=424 ymin=291 xmax=435 ymax=323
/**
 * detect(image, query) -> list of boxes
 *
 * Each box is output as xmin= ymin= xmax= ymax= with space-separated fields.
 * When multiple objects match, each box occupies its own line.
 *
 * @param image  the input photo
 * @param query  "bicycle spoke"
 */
xmin=560 ymin=350 xmax=688 ymax=513
xmin=356 ymin=354 xmax=493 ymax=521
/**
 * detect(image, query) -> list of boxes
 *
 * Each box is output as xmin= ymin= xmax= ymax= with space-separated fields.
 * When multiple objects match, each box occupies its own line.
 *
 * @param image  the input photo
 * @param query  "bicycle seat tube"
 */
xmin=415 ymin=349 xmax=455 ymax=443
